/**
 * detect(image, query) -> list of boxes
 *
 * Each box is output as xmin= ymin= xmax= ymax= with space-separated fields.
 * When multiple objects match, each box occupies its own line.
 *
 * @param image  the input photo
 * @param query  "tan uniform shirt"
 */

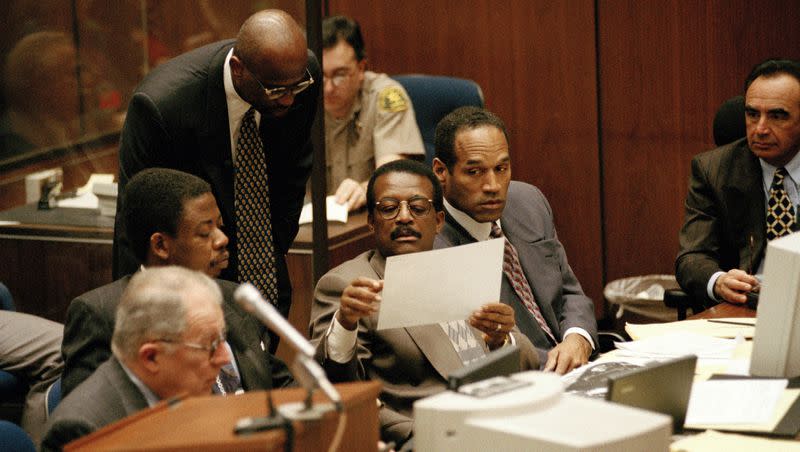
xmin=324 ymin=71 xmax=425 ymax=194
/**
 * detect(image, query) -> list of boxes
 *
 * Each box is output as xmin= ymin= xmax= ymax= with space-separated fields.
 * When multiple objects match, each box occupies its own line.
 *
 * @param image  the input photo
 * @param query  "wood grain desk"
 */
xmin=688 ymin=302 xmax=756 ymax=320
xmin=0 ymin=205 xmax=373 ymax=344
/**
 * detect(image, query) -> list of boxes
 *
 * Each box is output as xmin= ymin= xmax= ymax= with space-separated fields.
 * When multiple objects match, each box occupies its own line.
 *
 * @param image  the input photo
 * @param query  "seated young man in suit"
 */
xmin=61 ymin=168 xmax=291 ymax=398
xmin=432 ymin=106 xmax=598 ymax=374
xmin=309 ymin=159 xmax=539 ymax=448
xmin=42 ymin=267 xmax=230 ymax=451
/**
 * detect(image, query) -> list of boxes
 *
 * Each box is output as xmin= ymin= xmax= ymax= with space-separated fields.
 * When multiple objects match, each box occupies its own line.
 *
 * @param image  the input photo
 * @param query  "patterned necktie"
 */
xmin=766 ymin=167 xmax=799 ymax=241
xmin=234 ymin=108 xmax=280 ymax=304
xmin=491 ymin=222 xmax=557 ymax=344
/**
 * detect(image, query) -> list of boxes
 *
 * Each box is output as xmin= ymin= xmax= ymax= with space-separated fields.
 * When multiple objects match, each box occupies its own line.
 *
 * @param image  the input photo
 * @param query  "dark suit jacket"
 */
xmin=676 ymin=138 xmax=767 ymax=303
xmin=309 ymin=249 xmax=540 ymax=444
xmin=41 ymin=356 xmax=149 ymax=452
xmin=61 ymin=275 xmax=292 ymax=398
xmin=113 ymin=39 xmax=321 ymax=321
xmin=434 ymin=181 xmax=598 ymax=364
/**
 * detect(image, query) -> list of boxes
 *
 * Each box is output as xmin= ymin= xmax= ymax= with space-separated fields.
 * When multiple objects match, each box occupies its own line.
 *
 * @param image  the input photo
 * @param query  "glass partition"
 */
xmin=0 ymin=0 xmax=305 ymax=210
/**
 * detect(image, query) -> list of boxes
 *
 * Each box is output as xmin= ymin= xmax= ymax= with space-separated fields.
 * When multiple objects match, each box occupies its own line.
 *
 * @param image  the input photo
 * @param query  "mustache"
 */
xmin=390 ymin=226 xmax=421 ymax=240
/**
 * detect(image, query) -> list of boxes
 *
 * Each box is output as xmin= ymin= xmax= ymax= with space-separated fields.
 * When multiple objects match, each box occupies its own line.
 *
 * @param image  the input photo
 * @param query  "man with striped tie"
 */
xmin=309 ymin=159 xmax=539 ymax=448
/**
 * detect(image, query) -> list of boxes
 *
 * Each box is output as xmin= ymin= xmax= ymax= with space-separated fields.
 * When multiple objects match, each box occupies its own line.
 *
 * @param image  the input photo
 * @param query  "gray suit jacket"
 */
xmin=435 ymin=181 xmax=598 ymax=364
xmin=676 ymin=138 xmax=767 ymax=303
xmin=41 ymin=356 xmax=149 ymax=452
xmin=61 ymin=275 xmax=292 ymax=398
xmin=309 ymin=249 xmax=540 ymax=444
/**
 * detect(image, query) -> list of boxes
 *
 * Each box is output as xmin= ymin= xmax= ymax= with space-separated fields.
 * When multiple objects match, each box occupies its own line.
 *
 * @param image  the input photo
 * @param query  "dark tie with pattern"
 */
xmin=234 ymin=108 xmax=280 ymax=304
xmin=766 ymin=167 xmax=799 ymax=241
xmin=491 ymin=222 xmax=557 ymax=344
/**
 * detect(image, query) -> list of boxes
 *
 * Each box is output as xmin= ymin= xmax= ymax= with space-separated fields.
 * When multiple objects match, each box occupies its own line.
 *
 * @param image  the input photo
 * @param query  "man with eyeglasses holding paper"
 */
xmin=42 ymin=267 xmax=230 ymax=452
xmin=322 ymin=15 xmax=425 ymax=211
xmin=115 ymin=10 xmax=320 ymax=345
xmin=309 ymin=159 xmax=539 ymax=448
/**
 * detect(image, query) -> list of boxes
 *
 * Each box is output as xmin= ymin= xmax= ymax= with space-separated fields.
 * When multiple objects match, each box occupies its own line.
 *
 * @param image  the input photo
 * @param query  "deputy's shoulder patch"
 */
xmin=377 ymin=87 xmax=408 ymax=113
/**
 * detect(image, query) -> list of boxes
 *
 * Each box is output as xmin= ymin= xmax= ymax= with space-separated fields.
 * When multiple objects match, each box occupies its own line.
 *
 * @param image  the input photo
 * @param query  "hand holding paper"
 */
xmin=337 ymin=277 xmax=383 ymax=330
xmin=377 ymin=238 xmax=505 ymax=330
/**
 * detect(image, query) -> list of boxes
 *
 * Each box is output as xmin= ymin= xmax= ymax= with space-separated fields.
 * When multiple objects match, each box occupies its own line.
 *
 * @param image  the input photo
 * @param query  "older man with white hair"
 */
xmin=41 ymin=267 xmax=230 ymax=451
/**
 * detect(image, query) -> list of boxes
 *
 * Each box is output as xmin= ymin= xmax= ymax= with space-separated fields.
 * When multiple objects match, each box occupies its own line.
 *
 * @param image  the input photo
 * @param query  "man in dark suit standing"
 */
xmin=62 ymin=168 xmax=291 ymax=398
xmin=432 ymin=107 xmax=597 ymax=374
xmin=43 ymin=267 xmax=231 ymax=451
xmin=677 ymin=59 xmax=800 ymax=305
xmin=114 ymin=10 xmax=321 ymax=336
xmin=310 ymin=160 xmax=539 ymax=447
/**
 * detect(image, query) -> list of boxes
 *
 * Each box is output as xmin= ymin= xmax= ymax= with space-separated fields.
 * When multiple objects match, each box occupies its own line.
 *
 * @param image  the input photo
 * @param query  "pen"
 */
xmin=747 ymin=233 xmax=755 ymax=275
xmin=706 ymin=319 xmax=755 ymax=326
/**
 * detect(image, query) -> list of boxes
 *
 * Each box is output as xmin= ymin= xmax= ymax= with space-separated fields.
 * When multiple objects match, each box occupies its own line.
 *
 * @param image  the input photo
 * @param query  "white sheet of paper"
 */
xmin=298 ymin=196 xmax=348 ymax=224
xmin=685 ymin=379 xmax=788 ymax=425
xmin=376 ymin=238 xmax=504 ymax=330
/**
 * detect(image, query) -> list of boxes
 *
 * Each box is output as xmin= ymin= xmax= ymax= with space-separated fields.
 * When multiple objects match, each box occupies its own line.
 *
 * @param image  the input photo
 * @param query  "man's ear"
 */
xmin=138 ymin=343 xmax=161 ymax=374
xmin=434 ymin=210 xmax=445 ymax=233
xmin=367 ymin=213 xmax=375 ymax=234
xmin=150 ymin=232 xmax=171 ymax=262
xmin=432 ymin=158 xmax=448 ymax=187
xmin=229 ymin=54 xmax=245 ymax=78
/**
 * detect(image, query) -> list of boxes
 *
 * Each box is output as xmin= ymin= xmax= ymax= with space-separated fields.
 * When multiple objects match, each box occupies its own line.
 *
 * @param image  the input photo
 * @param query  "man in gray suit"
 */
xmin=310 ymin=159 xmax=539 ymax=447
xmin=61 ymin=168 xmax=291 ymax=398
xmin=432 ymin=106 xmax=597 ymax=374
xmin=42 ymin=267 xmax=230 ymax=451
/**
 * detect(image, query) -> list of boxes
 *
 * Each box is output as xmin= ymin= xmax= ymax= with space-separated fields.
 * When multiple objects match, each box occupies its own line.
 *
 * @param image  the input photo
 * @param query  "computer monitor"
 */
xmin=750 ymin=232 xmax=800 ymax=378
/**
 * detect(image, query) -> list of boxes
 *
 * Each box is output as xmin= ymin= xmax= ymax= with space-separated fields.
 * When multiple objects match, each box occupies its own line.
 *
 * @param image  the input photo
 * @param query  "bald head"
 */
xmin=235 ymin=9 xmax=307 ymax=80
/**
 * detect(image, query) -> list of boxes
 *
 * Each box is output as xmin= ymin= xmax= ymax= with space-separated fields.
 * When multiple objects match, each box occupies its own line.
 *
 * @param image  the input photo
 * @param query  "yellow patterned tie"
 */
xmin=234 ymin=108 xmax=280 ymax=304
xmin=766 ymin=167 xmax=799 ymax=241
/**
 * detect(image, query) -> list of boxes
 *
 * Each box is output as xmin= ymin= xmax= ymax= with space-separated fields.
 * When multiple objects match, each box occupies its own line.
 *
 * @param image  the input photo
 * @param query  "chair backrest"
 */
xmin=391 ymin=74 xmax=485 ymax=165
xmin=0 ymin=420 xmax=36 ymax=452
xmin=0 ymin=283 xmax=15 ymax=311
xmin=713 ymin=95 xmax=745 ymax=147
xmin=45 ymin=377 xmax=62 ymax=418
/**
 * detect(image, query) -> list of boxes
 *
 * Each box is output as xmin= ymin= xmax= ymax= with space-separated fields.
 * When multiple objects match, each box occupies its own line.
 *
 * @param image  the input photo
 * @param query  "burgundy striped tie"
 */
xmin=491 ymin=222 xmax=557 ymax=344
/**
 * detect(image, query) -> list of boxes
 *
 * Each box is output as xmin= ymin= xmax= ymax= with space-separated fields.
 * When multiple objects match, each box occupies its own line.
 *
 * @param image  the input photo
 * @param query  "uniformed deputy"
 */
xmin=322 ymin=15 xmax=425 ymax=211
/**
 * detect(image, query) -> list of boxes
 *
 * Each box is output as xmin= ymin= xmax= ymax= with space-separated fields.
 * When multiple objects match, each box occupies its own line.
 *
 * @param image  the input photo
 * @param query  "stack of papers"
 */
xmin=613 ymin=332 xmax=739 ymax=360
xmin=670 ymin=430 xmax=800 ymax=451
xmin=299 ymin=196 xmax=348 ymax=224
xmin=685 ymin=379 xmax=788 ymax=427
xmin=626 ymin=318 xmax=755 ymax=340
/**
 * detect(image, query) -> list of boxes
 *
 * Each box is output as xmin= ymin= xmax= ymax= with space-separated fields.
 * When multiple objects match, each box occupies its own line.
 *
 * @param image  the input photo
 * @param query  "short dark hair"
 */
xmin=322 ymin=15 xmax=365 ymax=61
xmin=434 ymin=106 xmax=508 ymax=170
xmin=366 ymin=159 xmax=444 ymax=216
xmin=122 ymin=168 xmax=213 ymax=262
xmin=744 ymin=58 xmax=800 ymax=93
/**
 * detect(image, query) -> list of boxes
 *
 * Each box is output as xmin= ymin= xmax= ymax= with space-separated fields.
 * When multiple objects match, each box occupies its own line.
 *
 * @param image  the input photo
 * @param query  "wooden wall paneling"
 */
xmin=326 ymin=0 xmax=605 ymax=315
xmin=598 ymin=0 xmax=800 ymax=288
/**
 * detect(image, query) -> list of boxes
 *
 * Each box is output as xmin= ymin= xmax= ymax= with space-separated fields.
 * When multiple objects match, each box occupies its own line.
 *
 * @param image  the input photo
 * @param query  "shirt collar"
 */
xmin=118 ymin=359 xmax=161 ymax=408
xmin=759 ymin=148 xmax=800 ymax=190
xmin=443 ymin=198 xmax=498 ymax=241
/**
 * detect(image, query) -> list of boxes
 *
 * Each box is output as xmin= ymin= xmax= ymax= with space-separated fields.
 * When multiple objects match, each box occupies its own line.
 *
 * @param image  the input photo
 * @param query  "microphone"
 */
xmin=234 ymin=283 xmax=341 ymax=409
xmin=235 ymin=283 xmax=315 ymax=357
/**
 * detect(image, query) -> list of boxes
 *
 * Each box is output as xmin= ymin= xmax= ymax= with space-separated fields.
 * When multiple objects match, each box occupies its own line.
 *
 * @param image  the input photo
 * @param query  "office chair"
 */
xmin=45 ymin=377 xmax=62 ymax=418
xmin=666 ymin=95 xmax=747 ymax=319
xmin=0 ymin=285 xmax=26 ymax=424
xmin=391 ymin=74 xmax=484 ymax=165
xmin=0 ymin=420 xmax=36 ymax=452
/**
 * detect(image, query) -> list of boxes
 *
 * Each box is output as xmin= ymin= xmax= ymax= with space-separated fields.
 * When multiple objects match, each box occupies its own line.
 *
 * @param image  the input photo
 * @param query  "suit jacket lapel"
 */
xmin=220 ymin=288 xmax=271 ymax=390
xmin=727 ymin=143 xmax=767 ymax=268
xmin=200 ymin=41 xmax=236 ymax=228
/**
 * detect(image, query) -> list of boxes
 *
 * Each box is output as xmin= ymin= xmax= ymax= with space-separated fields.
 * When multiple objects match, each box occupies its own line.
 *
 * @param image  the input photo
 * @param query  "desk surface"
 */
xmin=688 ymin=302 xmax=756 ymax=320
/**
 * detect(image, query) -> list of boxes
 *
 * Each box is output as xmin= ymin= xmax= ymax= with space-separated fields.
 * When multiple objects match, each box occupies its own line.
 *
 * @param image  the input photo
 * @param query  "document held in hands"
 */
xmin=377 ymin=238 xmax=505 ymax=330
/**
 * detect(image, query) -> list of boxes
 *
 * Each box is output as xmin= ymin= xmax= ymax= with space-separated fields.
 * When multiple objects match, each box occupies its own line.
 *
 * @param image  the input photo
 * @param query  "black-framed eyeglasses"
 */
xmin=374 ymin=197 xmax=434 ymax=220
xmin=246 ymin=64 xmax=314 ymax=100
xmin=155 ymin=332 xmax=226 ymax=360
